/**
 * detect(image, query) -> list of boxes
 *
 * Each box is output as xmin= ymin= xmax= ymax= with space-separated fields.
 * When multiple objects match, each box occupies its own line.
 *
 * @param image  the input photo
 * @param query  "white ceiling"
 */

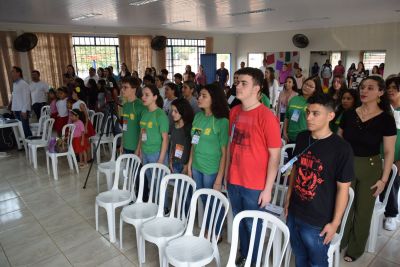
xmin=0 ymin=0 xmax=399 ymax=33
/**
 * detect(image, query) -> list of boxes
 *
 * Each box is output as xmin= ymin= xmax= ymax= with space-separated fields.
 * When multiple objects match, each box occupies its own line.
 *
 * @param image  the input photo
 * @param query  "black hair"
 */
xmin=183 ymin=81 xmax=196 ymax=90
xmin=328 ymin=75 xmax=348 ymax=97
xmin=120 ymin=63 xmax=129 ymax=72
xmin=200 ymin=83 xmax=229 ymax=119
xmin=284 ymin=76 xmax=298 ymax=93
xmin=360 ymin=76 xmax=391 ymax=114
xmin=143 ymin=74 xmax=155 ymax=84
xmin=171 ymin=98 xmax=194 ymax=126
xmin=266 ymin=67 xmax=275 ymax=81
xmin=71 ymin=109 xmax=84 ymax=122
xmin=357 ymin=61 xmax=365 ymax=72
xmin=235 ymin=67 xmax=264 ymax=88
xmin=307 ymin=93 xmax=336 ymax=112
xmin=299 ymin=76 xmax=323 ymax=96
xmin=143 ymin=84 xmax=163 ymax=108
xmin=161 ymin=69 xmax=168 ymax=75
xmin=57 ymin=86 xmax=68 ymax=94
xmin=156 ymin=75 xmax=166 ymax=84
xmin=89 ymin=67 xmax=95 ymax=72
xmin=88 ymin=79 xmax=97 ymax=89
xmin=385 ymin=76 xmax=400 ymax=91
xmin=174 ymin=73 xmax=183 ymax=80
xmin=121 ymin=76 xmax=141 ymax=90
xmin=31 ymin=70 xmax=40 ymax=76
xmin=165 ymin=82 xmax=179 ymax=98
xmin=66 ymin=64 xmax=76 ymax=77
xmin=336 ymin=88 xmax=361 ymax=115
xmin=12 ymin=66 xmax=23 ymax=78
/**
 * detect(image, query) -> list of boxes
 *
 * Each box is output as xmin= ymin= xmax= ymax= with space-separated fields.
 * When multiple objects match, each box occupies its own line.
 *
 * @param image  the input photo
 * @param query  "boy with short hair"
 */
xmin=284 ymin=93 xmax=354 ymax=266
xmin=226 ymin=67 xmax=281 ymax=266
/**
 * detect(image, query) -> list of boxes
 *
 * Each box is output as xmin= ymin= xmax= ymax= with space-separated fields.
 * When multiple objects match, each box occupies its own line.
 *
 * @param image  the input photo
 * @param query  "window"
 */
xmin=248 ymin=53 xmax=264 ymax=68
xmin=330 ymin=52 xmax=342 ymax=67
xmin=72 ymin=36 xmax=120 ymax=78
xmin=166 ymin=38 xmax=206 ymax=79
xmin=363 ymin=51 xmax=386 ymax=72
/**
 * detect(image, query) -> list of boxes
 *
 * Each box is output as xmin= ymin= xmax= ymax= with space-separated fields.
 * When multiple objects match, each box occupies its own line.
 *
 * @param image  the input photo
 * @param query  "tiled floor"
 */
xmin=0 ymin=150 xmax=399 ymax=266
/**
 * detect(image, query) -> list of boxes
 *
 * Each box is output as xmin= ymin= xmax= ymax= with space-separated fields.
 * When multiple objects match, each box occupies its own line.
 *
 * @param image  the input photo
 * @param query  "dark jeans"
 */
xmin=287 ymin=213 xmax=329 ymax=267
xmin=14 ymin=111 xmax=32 ymax=137
xmin=380 ymin=173 xmax=400 ymax=218
xmin=32 ymin=102 xmax=46 ymax=119
xmin=227 ymin=183 xmax=263 ymax=263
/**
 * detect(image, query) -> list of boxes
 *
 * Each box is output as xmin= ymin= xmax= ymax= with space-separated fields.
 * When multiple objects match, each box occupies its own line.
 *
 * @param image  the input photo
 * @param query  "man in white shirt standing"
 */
xmin=30 ymin=70 xmax=48 ymax=119
xmin=11 ymin=66 xmax=32 ymax=137
xmin=84 ymin=67 xmax=99 ymax=87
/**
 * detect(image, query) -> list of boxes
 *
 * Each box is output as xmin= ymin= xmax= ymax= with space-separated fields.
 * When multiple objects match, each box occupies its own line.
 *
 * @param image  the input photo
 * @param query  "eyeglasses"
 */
xmin=304 ymin=83 xmax=315 ymax=89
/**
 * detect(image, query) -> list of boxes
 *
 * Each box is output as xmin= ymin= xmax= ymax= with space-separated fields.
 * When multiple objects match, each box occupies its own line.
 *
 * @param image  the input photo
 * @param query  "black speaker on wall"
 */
xmin=292 ymin=34 xmax=309 ymax=48
xmin=14 ymin=33 xmax=38 ymax=52
xmin=151 ymin=36 xmax=167 ymax=51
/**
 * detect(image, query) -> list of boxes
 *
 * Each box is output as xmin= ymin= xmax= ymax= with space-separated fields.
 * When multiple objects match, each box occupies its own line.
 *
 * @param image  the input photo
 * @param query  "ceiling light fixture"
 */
xmin=129 ymin=0 xmax=159 ymax=6
xmin=161 ymin=20 xmax=191 ymax=26
xmin=72 ymin=13 xmax=102 ymax=21
xmin=229 ymin=8 xmax=275 ymax=16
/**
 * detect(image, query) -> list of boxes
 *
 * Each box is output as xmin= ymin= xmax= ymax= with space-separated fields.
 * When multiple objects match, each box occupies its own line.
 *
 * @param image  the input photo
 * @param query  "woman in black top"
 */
xmin=339 ymin=76 xmax=396 ymax=262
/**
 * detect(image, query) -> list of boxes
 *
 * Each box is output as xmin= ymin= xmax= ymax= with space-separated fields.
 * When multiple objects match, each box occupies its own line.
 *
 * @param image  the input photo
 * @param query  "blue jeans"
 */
xmin=14 ymin=111 xmax=32 ymax=137
xmin=172 ymin=162 xmax=184 ymax=174
xmin=142 ymin=151 xmax=168 ymax=208
xmin=192 ymin=168 xmax=224 ymax=236
xmin=227 ymin=183 xmax=263 ymax=263
xmin=287 ymin=213 xmax=329 ymax=267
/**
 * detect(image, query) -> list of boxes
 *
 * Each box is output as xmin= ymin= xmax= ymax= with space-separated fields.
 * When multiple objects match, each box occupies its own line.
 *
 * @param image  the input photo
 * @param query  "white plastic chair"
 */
xmin=90 ymin=114 xmax=116 ymax=163
xmin=91 ymin=112 xmax=104 ymax=133
xmin=227 ymin=210 xmax=290 ymax=267
xmin=40 ymin=105 xmax=51 ymax=117
xmin=46 ymin=124 xmax=79 ymax=180
xmin=280 ymin=143 xmax=295 ymax=166
xmin=95 ymin=154 xmax=141 ymax=243
xmin=97 ymin=133 xmax=122 ymax=192
xmin=141 ymin=174 xmax=197 ymax=267
xmin=367 ymin=164 xmax=398 ymax=252
xmin=29 ymin=114 xmax=50 ymax=137
xmin=27 ymin=118 xmax=54 ymax=169
xmin=165 ymin=188 xmax=230 ymax=267
xmin=119 ymin=163 xmax=171 ymax=265
xmin=328 ymin=187 xmax=355 ymax=267
xmin=88 ymin=109 xmax=95 ymax=122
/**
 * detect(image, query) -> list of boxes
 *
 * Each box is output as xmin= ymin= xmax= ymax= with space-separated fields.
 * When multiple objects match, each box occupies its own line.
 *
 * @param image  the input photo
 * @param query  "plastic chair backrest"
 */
xmin=37 ymin=115 xmax=50 ymax=136
xmin=92 ymin=112 xmax=104 ymax=134
xmin=103 ymin=115 xmax=116 ymax=137
xmin=379 ymin=164 xmax=398 ymax=206
xmin=157 ymin=174 xmax=196 ymax=220
xmin=110 ymin=133 xmax=122 ymax=162
xmin=42 ymin=118 xmax=55 ymax=142
xmin=112 ymin=154 xmax=141 ymax=196
xmin=88 ymin=110 xmax=95 ymax=122
xmin=136 ymin=163 xmax=171 ymax=204
xmin=40 ymin=105 xmax=51 ymax=117
xmin=61 ymin=124 xmax=75 ymax=153
xmin=337 ymin=188 xmax=354 ymax=239
xmin=280 ymin=144 xmax=295 ymax=166
xmin=271 ymin=169 xmax=290 ymax=208
xmin=185 ymin=188 xmax=230 ymax=244
xmin=227 ymin=210 xmax=290 ymax=267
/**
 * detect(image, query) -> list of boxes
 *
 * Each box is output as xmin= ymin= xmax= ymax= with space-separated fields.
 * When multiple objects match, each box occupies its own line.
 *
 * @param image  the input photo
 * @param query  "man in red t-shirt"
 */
xmin=226 ymin=67 xmax=281 ymax=266
xmin=333 ymin=60 xmax=345 ymax=78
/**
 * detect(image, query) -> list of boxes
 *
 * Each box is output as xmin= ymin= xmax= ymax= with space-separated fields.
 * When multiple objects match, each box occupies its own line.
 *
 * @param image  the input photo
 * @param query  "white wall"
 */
xmin=237 ymin=22 xmax=400 ymax=78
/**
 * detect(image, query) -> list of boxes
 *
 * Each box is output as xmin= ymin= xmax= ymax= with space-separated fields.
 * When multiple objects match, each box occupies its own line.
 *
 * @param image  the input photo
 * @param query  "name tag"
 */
xmin=230 ymin=124 xmax=235 ymax=143
xmin=141 ymin=130 xmax=147 ymax=142
xmin=191 ymin=134 xmax=200 ymax=144
xmin=122 ymin=119 xmax=128 ymax=131
xmin=228 ymin=95 xmax=235 ymax=105
xmin=280 ymin=156 xmax=298 ymax=174
xmin=291 ymin=109 xmax=300 ymax=122
xmin=174 ymin=144 xmax=184 ymax=159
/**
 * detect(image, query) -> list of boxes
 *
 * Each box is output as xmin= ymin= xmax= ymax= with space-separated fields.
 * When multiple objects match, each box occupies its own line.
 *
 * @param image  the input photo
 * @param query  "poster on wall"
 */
xmin=263 ymin=51 xmax=300 ymax=73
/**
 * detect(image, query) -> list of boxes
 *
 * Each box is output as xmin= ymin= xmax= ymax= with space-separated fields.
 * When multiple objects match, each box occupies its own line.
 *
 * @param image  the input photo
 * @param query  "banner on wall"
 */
xmin=263 ymin=51 xmax=300 ymax=74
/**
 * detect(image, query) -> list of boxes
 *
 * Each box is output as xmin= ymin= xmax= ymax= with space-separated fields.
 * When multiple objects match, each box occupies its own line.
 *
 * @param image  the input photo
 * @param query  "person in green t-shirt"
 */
xmin=188 ymin=83 xmax=229 ymax=239
xmin=120 ymin=77 xmax=146 ymax=154
xmin=260 ymin=93 xmax=271 ymax=108
xmin=284 ymin=76 xmax=322 ymax=143
xmin=137 ymin=84 xmax=169 ymax=165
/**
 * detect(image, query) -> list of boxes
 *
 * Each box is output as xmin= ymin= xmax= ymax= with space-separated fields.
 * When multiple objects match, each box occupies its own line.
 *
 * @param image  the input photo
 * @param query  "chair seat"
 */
xmin=26 ymin=139 xmax=47 ymax=146
xmin=121 ymin=202 xmax=158 ymax=221
xmin=96 ymin=190 xmax=131 ymax=204
xmin=142 ymin=217 xmax=185 ymax=240
xmin=91 ymin=135 xmax=113 ymax=142
xmin=166 ymin=236 xmax=214 ymax=265
xmin=98 ymin=161 xmax=116 ymax=171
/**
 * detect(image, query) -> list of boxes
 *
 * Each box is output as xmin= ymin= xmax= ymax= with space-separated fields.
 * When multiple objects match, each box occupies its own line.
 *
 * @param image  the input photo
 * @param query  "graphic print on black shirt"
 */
xmin=295 ymin=150 xmax=324 ymax=201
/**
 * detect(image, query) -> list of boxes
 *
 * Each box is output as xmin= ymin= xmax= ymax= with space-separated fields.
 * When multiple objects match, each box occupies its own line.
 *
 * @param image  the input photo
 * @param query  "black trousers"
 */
xmin=32 ymin=102 xmax=47 ymax=119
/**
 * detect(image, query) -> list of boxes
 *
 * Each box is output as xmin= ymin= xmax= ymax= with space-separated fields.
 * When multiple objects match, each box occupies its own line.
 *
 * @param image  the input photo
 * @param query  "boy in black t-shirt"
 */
xmin=284 ymin=94 xmax=354 ymax=267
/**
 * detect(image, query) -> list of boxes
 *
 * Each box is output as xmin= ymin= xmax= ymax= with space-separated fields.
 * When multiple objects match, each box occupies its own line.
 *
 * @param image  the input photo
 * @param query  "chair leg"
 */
xmin=119 ymin=216 xmax=124 ymax=249
xmin=97 ymin=145 xmax=101 ymax=164
xmin=157 ymin=243 xmax=167 ymax=267
xmin=95 ymin=202 xmax=99 ymax=231
xmin=46 ymin=153 xmax=50 ymax=175
xmin=334 ymin=247 xmax=340 ymax=267
xmin=136 ymin=224 xmax=146 ymax=264
xmin=33 ymin=146 xmax=38 ymax=169
xmin=67 ymin=154 xmax=73 ymax=170
xmin=227 ymin=204 xmax=233 ymax=244
xmin=367 ymin=213 xmax=378 ymax=253
xmin=214 ymin=247 xmax=221 ymax=267
xmin=97 ymin=170 xmax=100 ymax=193
xmin=284 ymin=245 xmax=292 ymax=267
xmin=71 ymin=152 xmax=79 ymax=174
xmin=106 ymin=207 xmax=116 ymax=243
xmin=106 ymin=171 xmax=113 ymax=191
xmin=51 ymin=156 xmax=58 ymax=180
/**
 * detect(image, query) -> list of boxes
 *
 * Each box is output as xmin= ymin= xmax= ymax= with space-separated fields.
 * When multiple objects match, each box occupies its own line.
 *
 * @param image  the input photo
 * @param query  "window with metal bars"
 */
xmin=165 ymin=38 xmax=206 ymax=80
xmin=363 ymin=51 xmax=386 ymax=73
xmin=72 ymin=36 xmax=120 ymax=78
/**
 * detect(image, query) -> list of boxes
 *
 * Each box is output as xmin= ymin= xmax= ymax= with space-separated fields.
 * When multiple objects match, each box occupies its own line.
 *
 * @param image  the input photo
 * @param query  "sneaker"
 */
xmin=235 ymin=256 xmax=246 ymax=267
xmin=164 ymin=207 xmax=170 ymax=217
xmin=384 ymin=217 xmax=397 ymax=231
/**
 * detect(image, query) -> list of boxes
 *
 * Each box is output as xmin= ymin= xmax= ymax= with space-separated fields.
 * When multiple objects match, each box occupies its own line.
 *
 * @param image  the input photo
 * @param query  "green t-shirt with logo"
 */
xmin=140 ymin=108 xmax=169 ymax=154
xmin=286 ymin=95 xmax=308 ymax=142
xmin=122 ymin=99 xmax=145 ymax=151
xmin=191 ymin=112 xmax=229 ymax=175
xmin=260 ymin=93 xmax=271 ymax=108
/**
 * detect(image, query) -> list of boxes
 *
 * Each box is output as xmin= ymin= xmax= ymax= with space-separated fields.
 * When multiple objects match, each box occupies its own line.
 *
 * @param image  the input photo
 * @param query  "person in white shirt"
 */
xmin=30 ymin=70 xmax=48 ymax=119
xmin=11 ymin=66 xmax=32 ymax=137
xmin=84 ymin=67 xmax=99 ymax=87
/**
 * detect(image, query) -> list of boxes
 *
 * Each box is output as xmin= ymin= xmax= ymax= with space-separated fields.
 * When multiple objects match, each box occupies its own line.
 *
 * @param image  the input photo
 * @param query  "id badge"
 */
xmin=280 ymin=156 xmax=298 ymax=174
xmin=122 ymin=119 xmax=128 ymax=131
xmin=141 ymin=130 xmax=147 ymax=142
xmin=291 ymin=109 xmax=300 ymax=122
xmin=174 ymin=144 xmax=184 ymax=159
xmin=228 ymin=95 xmax=235 ymax=105
xmin=230 ymin=124 xmax=235 ymax=143
xmin=191 ymin=134 xmax=200 ymax=144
